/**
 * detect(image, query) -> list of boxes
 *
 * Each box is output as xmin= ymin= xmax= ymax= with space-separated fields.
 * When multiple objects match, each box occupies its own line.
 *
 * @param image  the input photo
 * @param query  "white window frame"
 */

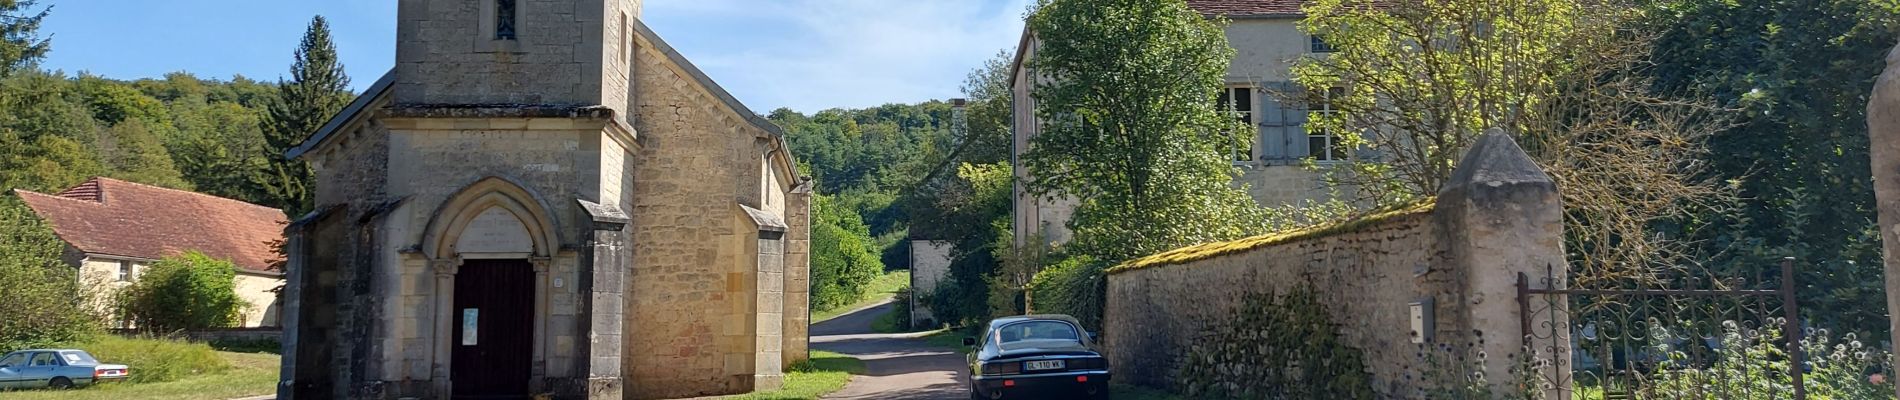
xmin=116 ymin=260 xmax=133 ymax=282
xmin=1218 ymin=86 xmax=1257 ymax=163
xmin=1311 ymin=35 xmax=1337 ymax=54
xmin=1309 ymin=87 xmax=1347 ymax=162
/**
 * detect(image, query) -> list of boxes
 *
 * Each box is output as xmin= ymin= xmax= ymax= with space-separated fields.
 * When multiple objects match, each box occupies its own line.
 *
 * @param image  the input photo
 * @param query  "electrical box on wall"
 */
xmin=1409 ymin=298 xmax=1434 ymax=344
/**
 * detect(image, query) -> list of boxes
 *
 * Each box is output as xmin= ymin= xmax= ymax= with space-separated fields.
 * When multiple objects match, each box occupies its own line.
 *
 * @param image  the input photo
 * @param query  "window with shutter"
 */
xmin=1308 ymin=87 xmax=1347 ymax=162
xmin=1259 ymin=81 xmax=1313 ymax=164
xmin=1217 ymin=86 xmax=1256 ymax=162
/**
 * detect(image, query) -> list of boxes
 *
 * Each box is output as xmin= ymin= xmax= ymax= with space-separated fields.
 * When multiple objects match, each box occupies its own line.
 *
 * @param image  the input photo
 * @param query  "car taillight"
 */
xmin=980 ymin=361 xmax=1021 ymax=375
xmin=1069 ymin=357 xmax=1107 ymax=370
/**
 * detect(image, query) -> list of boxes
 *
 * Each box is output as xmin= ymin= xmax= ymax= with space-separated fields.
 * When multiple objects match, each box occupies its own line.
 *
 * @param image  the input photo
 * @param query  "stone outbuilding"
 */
xmin=275 ymin=1 xmax=812 ymax=399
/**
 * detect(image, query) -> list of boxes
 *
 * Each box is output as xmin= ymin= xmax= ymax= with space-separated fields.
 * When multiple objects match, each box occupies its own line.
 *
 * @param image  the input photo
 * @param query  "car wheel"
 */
xmin=48 ymin=377 xmax=73 ymax=389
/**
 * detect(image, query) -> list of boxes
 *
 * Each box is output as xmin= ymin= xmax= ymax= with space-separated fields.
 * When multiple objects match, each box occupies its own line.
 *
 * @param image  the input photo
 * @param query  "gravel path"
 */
xmin=812 ymin=301 xmax=968 ymax=400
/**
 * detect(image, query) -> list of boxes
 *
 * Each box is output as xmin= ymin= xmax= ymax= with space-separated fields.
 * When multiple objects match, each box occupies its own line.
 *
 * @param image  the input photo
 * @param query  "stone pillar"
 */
xmin=530 ymin=257 xmax=552 ymax=382
xmin=429 ymin=257 xmax=460 ymax=396
xmin=1433 ymin=130 xmax=1569 ymax=398
xmin=277 ymin=217 xmax=313 ymax=400
xmin=781 ymin=179 xmax=814 ymax=367
xmin=1867 ymin=41 xmax=1900 ymax=398
xmin=575 ymin=200 xmax=627 ymax=399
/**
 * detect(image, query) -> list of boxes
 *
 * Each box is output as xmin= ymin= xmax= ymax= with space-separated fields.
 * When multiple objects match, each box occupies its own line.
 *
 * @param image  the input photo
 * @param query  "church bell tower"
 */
xmin=395 ymin=0 xmax=642 ymax=116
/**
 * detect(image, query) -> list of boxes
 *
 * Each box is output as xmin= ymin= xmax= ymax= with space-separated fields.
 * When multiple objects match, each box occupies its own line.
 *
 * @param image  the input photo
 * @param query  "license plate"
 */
xmin=1024 ymin=360 xmax=1065 ymax=371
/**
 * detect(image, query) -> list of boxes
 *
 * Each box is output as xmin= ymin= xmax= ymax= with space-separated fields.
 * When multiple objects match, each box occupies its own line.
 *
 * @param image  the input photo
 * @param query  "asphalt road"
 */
xmin=812 ymin=301 xmax=968 ymax=400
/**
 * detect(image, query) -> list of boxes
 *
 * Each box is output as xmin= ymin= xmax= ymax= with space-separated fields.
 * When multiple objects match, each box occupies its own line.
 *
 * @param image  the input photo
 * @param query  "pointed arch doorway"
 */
xmin=423 ymin=178 xmax=562 ymax=399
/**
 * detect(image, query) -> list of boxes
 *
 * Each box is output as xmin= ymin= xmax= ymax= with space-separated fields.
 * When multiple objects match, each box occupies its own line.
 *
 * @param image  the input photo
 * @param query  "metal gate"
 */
xmin=1517 ymin=258 xmax=1804 ymax=399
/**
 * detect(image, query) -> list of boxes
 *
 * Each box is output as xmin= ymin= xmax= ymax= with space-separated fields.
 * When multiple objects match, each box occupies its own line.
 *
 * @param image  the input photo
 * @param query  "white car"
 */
xmin=0 ymin=349 xmax=130 ymax=390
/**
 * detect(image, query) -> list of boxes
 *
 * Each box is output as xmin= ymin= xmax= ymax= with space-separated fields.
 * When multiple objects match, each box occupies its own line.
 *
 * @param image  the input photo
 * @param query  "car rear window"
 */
xmin=995 ymin=321 xmax=1080 ymax=343
xmin=60 ymin=351 xmax=97 ymax=365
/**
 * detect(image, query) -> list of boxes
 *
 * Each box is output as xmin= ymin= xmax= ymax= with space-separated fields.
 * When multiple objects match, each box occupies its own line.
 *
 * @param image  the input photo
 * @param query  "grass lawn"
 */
xmin=1 ymin=351 xmax=279 ymax=400
xmin=811 ymin=270 xmax=910 ymax=323
xmin=719 ymin=350 xmax=865 ymax=400
xmin=922 ymin=326 xmax=982 ymax=354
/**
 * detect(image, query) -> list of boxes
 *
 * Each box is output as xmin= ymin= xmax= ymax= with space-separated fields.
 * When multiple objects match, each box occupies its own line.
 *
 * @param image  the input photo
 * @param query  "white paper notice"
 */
xmin=462 ymin=308 xmax=479 ymax=346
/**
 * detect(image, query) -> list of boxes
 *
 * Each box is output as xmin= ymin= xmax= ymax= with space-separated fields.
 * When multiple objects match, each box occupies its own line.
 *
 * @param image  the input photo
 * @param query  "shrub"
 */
xmin=809 ymin=195 xmax=883 ymax=311
xmin=1024 ymin=254 xmax=1104 ymax=331
xmin=0 ymin=196 xmax=101 ymax=352
xmin=888 ymin=287 xmax=915 ymax=329
xmin=207 ymin=337 xmax=282 ymax=354
xmin=120 ymin=251 xmax=247 ymax=331
xmin=77 ymin=336 xmax=230 ymax=383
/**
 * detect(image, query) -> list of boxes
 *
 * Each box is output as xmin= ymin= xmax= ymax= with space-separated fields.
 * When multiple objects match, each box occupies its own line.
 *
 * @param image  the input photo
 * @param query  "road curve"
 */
xmin=812 ymin=301 xmax=968 ymax=400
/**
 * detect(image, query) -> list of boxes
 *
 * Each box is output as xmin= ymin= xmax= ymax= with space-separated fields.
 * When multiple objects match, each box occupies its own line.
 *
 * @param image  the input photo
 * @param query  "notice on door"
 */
xmin=462 ymin=308 xmax=479 ymax=346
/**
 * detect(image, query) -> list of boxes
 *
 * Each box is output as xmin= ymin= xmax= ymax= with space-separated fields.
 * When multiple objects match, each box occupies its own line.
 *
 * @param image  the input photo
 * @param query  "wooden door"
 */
xmin=451 ymin=259 xmax=534 ymax=399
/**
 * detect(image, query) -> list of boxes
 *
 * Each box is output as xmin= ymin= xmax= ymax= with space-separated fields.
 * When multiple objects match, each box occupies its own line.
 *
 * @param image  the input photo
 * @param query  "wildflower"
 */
xmin=1872 ymin=373 xmax=1886 ymax=385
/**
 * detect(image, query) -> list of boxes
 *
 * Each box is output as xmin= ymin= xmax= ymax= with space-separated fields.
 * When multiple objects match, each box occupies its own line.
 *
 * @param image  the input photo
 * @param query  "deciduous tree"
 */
xmin=1021 ymin=0 xmax=1267 ymax=264
xmin=1295 ymin=0 xmax=1727 ymax=286
xmin=0 ymin=196 xmax=99 ymax=351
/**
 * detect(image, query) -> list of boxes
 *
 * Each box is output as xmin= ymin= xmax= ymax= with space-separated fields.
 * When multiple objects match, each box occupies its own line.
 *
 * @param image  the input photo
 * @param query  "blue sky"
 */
xmin=36 ymin=0 xmax=1032 ymax=113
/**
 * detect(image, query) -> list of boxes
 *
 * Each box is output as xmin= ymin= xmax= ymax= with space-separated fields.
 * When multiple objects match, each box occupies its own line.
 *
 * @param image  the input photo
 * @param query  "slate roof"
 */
xmin=1184 ymin=0 xmax=1308 ymax=17
xmin=14 ymin=178 xmax=289 ymax=274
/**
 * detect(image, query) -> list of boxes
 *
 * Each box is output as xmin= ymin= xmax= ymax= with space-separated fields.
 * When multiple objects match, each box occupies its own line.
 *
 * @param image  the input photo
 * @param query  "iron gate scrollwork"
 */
xmin=1518 ymin=258 xmax=1804 ymax=399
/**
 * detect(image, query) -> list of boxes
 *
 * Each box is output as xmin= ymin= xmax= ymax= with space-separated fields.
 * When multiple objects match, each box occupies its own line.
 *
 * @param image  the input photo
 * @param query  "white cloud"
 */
xmin=643 ymin=0 xmax=1032 ymax=112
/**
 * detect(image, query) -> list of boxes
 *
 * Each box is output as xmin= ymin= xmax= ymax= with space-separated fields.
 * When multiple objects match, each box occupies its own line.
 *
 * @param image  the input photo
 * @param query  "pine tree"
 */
xmin=0 ymin=0 xmax=49 ymax=78
xmin=261 ymin=16 xmax=350 ymax=217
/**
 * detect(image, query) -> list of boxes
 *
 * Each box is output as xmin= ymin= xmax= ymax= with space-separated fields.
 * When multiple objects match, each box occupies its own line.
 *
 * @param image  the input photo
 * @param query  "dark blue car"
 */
xmin=964 ymin=315 xmax=1111 ymax=400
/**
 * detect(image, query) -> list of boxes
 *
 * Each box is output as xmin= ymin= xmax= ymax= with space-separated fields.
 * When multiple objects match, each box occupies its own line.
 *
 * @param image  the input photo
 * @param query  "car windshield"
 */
xmin=59 ymin=351 xmax=97 ymax=365
xmin=994 ymin=321 xmax=1080 ymax=343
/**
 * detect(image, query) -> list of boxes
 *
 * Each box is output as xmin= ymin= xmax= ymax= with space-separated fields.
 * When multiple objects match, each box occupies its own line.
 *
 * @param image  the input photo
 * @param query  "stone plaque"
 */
xmin=457 ymin=207 xmax=532 ymax=254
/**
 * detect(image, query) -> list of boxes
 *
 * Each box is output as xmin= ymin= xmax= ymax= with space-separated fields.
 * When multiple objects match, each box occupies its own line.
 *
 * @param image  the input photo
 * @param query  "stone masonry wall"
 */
xmin=780 ymin=184 xmax=813 ymax=368
xmin=1104 ymin=133 xmax=1567 ymax=398
xmin=395 ymin=0 xmax=637 ymax=110
xmin=1105 ymin=210 xmax=1441 ymax=396
xmin=908 ymin=241 xmax=954 ymax=328
xmin=625 ymin=33 xmax=777 ymax=398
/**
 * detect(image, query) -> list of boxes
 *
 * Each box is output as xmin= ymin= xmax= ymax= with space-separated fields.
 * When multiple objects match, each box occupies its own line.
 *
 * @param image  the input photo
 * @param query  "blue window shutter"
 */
xmin=1283 ymin=83 xmax=1312 ymax=163
xmin=1257 ymin=84 xmax=1287 ymax=162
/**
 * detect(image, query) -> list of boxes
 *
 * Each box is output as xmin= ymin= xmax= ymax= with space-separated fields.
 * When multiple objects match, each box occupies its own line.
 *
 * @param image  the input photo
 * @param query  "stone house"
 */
xmin=1011 ymin=0 xmax=1341 ymax=246
xmin=12 ymin=177 xmax=288 ymax=328
xmin=275 ymin=1 xmax=811 ymax=399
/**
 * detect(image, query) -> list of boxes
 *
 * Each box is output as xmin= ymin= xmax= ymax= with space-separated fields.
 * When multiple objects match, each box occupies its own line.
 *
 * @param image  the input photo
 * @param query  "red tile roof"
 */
xmin=1184 ymin=0 xmax=1308 ymax=17
xmin=15 ymin=178 xmax=289 ymax=273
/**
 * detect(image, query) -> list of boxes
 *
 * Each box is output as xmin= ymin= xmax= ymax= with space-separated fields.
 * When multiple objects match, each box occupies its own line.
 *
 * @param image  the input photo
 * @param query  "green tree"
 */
xmin=120 ymin=251 xmax=246 ymax=331
xmin=0 ymin=195 xmax=100 ymax=351
xmin=911 ymin=162 xmax=1015 ymax=325
xmin=957 ymin=51 xmax=1015 ymax=167
xmin=262 ymin=16 xmax=352 ymax=216
xmin=97 ymin=119 xmax=191 ymax=189
xmin=0 ymin=0 xmax=48 ymax=78
xmin=1295 ymin=0 xmax=1725 ymax=285
xmin=0 ymin=133 xmax=104 ymax=193
xmin=1644 ymin=0 xmax=1900 ymax=337
xmin=1021 ymin=0 xmax=1266 ymax=264
xmin=809 ymin=195 xmax=885 ymax=311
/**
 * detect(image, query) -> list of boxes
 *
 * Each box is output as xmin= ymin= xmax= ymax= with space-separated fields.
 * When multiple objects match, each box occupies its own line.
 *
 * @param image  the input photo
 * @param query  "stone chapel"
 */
xmin=275 ymin=1 xmax=812 ymax=399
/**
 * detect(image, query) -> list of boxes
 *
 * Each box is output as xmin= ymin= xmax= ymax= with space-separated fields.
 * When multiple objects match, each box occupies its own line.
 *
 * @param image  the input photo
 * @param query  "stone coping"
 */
xmin=1107 ymin=198 xmax=1436 ymax=274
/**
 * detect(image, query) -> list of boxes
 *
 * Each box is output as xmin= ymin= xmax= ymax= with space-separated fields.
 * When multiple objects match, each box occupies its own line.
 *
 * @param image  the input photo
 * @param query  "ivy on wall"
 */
xmin=1177 ymin=288 xmax=1375 ymax=399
